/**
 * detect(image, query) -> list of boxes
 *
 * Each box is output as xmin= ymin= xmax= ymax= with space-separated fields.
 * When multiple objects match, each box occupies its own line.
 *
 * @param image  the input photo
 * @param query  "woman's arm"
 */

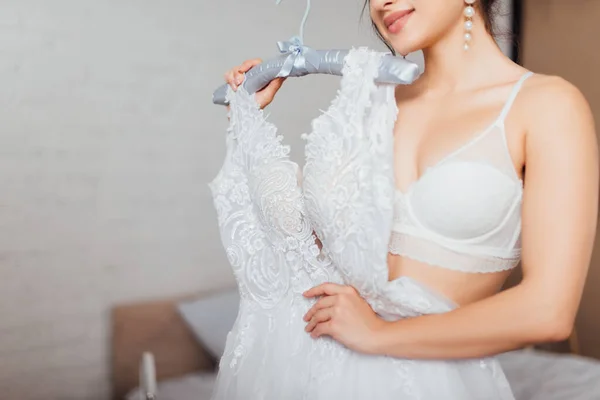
xmin=304 ymin=76 xmax=598 ymax=359
xmin=374 ymin=77 xmax=598 ymax=359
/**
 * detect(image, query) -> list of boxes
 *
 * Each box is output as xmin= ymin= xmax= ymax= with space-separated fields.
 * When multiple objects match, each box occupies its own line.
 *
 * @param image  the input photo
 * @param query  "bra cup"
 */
xmin=409 ymin=161 xmax=519 ymax=240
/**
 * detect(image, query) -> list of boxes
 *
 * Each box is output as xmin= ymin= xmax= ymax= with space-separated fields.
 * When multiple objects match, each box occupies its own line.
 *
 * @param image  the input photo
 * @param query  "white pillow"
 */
xmin=177 ymin=289 xmax=240 ymax=359
xmin=498 ymin=349 xmax=600 ymax=400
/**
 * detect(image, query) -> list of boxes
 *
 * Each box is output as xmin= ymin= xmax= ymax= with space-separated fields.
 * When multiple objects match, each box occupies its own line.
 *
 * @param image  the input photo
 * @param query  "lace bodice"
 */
xmin=208 ymin=47 xmax=516 ymax=400
xmin=210 ymin=48 xmax=404 ymax=312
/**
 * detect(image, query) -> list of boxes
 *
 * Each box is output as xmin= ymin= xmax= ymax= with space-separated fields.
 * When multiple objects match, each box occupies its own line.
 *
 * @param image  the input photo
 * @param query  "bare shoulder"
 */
xmin=525 ymin=73 xmax=589 ymax=103
xmin=519 ymin=73 xmax=596 ymax=149
xmin=522 ymin=74 xmax=595 ymax=134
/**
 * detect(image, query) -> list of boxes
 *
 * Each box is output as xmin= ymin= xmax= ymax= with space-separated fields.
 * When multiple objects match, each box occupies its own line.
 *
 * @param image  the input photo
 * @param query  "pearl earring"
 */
xmin=463 ymin=0 xmax=475 ymax=51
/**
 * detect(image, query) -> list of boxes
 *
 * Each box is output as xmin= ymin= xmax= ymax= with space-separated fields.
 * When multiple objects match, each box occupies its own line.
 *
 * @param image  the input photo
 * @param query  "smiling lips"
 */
xmin=384 ymin=9 xmax=414 ymax=34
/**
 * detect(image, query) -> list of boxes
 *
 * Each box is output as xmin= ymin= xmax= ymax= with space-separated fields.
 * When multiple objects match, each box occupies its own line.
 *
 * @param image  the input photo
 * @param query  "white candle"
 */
xmin=140 ymin=352 xmax=157 ymax=399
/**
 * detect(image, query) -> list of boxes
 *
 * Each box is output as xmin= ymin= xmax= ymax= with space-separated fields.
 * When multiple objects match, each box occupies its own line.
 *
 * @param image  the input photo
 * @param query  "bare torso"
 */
xmin=387 ymin=71 xmax=530 ymax=306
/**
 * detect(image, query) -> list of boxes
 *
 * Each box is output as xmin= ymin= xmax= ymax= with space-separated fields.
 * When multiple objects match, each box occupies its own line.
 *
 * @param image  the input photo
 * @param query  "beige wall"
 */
xmin=521 ymin=0 xmax=600 ymax=359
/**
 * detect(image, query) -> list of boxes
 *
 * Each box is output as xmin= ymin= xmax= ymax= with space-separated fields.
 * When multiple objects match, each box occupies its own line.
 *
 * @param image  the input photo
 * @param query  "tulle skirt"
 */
xmin=211 ymin=277 xmax=515 ymax=400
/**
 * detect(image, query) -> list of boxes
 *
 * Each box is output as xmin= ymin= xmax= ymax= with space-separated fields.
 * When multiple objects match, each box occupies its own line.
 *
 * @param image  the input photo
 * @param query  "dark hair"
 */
xmin=479 ymin=0 xmax=501 ymax=33
xmin=362 ymin=0 xmax=501 ymax=54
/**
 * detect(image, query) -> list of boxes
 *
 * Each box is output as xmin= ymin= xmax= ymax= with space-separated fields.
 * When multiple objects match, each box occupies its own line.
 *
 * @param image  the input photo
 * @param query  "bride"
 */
xmin=217 ymin=0 xmax=598 ymax=398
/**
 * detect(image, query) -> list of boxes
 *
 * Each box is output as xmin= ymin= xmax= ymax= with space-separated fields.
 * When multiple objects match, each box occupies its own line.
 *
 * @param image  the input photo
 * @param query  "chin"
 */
xmin=392 ymin=42 xmax=420 ymax=56
xmin=389 ymin=35 xmax=424 ymax=56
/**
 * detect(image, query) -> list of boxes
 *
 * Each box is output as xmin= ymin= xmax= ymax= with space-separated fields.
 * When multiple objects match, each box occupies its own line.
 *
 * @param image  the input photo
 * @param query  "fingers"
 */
xmin=233 ymin=70 xmax=244 ymax=86
xmin=303 ymin=295 xmax=337 ymax=322
xmin=303 ymin=283 xmax=354 ymax=298
xmin=256 ymin=77 xmax=286 ymax=109
xmin=240 ymin=58 xmax=262 ymax=72
xmin=223 ymin=57 xmax=283 ymax=109
xmin=224 ymin=69 xmax=244 ymax=91
xmin=311 ymin=320 xmax=334 ymax=339
xmin=224 ymin=58 xmax=263 ymax=91
xmin=305 ymin=308 xmax=334 ymax=333
xmin=261 ymin=77 xmax=285 ymax=95
xmin=224 ymin=70 xmax=236 ymax=90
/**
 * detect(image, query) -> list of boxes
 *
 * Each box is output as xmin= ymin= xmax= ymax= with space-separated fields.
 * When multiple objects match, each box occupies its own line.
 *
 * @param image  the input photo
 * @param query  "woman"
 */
xmin=220 ymin=0 xmax=598 ymax=397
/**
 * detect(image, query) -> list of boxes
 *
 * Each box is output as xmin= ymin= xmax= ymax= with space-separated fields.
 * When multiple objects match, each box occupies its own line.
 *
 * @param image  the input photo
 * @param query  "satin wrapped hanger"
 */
xmin=212 ymin=0 xmax=420 ymax=106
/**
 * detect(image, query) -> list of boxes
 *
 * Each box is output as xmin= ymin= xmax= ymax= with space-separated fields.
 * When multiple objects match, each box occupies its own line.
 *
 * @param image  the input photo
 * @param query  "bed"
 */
xmin=111 ymin=291 xmax=600 ymax=400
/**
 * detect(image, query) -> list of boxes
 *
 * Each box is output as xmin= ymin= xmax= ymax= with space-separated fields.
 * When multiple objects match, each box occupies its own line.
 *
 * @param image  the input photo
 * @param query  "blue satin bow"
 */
xmin=275 ymin=36 xmax=321 ymax=78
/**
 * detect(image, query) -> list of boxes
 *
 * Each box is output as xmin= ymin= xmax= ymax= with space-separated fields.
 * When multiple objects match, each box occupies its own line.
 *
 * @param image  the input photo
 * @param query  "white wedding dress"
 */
xmin=208 ymin=48 xmax=518 ymax=399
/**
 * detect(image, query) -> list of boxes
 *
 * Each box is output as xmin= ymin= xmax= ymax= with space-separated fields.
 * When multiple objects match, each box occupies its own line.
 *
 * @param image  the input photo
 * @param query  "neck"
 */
xmin=419 ymin=17 xmax=507 ymax=94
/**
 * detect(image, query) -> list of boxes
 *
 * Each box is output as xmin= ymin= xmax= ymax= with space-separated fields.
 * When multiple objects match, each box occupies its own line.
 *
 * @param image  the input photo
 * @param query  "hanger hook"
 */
xmin=276 ymin=0 xmax=312 ymax=43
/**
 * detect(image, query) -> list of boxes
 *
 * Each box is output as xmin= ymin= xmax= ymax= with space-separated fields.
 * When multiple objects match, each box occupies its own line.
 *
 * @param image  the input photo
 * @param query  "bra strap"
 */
xmin=498 ymin=71 xmax=534 ymax=122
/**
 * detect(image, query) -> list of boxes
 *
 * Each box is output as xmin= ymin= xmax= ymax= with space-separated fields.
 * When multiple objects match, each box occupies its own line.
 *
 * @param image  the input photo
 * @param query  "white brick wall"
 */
xmin=0 ymin=1 xmax=512 ymax=398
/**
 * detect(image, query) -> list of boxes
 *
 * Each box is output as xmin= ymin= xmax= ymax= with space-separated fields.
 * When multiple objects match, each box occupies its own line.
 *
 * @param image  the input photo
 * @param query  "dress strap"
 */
xmin=497 ymin=71 xmax=534 ymax=122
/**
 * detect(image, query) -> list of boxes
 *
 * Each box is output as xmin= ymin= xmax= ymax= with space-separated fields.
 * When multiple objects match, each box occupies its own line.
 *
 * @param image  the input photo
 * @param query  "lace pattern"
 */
xmin=388 ymin=231 xmax=521 ymax=273
xmin=209 ymin=48 xmax=516 ymax=400
xmin=303 ymin=48 xmax=398 ymax=297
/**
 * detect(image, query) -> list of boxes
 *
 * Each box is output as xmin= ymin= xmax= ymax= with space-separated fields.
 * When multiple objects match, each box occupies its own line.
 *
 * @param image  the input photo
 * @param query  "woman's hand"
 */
xmin=224 ymin=58 xmax=286 ymax=109
xmin=303 ymin=283 xmax=387 ymax=354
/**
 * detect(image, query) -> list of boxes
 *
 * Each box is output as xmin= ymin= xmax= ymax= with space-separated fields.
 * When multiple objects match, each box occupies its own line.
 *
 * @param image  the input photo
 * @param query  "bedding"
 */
xmin=126 ymin=371 xmax=217 ymax=400
xmin=177 ymin=289 xmax=239 ymax=359
xmin=125 ymin=349 xmax=600 ymax=400
xmin=498 ymin=349 xmax=600 ymax=400
xmin=111 ymin=295 xmax=215 ymax=400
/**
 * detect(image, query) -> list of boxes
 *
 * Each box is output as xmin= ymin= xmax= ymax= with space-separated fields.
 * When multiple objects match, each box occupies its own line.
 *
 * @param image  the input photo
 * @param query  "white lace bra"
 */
xmin=389 ymin=71 xmax=534 ymax=273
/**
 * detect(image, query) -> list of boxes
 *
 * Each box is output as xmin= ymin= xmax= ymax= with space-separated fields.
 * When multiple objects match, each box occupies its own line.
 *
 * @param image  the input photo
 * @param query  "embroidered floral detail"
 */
xmin=209 ymin=48 xmax=515 ymax=400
